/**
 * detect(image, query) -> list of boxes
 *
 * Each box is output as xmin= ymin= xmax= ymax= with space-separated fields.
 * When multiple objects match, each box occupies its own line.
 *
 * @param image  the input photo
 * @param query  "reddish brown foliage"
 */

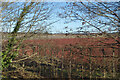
xmin=18 ymin=37 xmax=118 ymax=64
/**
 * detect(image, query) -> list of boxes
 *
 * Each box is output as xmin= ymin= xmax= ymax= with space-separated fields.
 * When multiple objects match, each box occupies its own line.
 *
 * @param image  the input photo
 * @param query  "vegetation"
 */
xmin=59 ymin=2 xmax=120 ymax=78
xmin=1 ymin=2 xmax=54 ymax=69
xmin=1 ymin=2 xmax=120 ymax=79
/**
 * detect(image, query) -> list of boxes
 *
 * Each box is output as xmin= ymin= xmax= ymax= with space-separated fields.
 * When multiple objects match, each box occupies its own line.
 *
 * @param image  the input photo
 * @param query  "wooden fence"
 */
xmin=15 ymin=43 xmax=119 ymax=79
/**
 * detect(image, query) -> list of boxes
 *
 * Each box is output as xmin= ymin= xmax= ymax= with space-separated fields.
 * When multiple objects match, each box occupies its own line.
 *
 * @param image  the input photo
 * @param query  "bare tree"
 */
xmin=1 ymin=2 xmax=56 ymax=69
xmin=59 ymin=2 xmax=120 ymax=40
xmin=59 ymin=2 xmax=120 ymax=78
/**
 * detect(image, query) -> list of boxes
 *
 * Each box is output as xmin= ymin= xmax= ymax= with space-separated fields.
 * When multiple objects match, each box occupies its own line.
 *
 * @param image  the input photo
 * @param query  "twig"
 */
xmin=12 ymin=52 xmax=37 ymax=63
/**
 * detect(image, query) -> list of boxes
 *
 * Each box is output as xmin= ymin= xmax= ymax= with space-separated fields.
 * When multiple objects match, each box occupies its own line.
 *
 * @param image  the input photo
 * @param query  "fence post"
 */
xmin=80 ymin=48 xmax=84 ymax=79
xmin=88 ymin=47 xmax=92 ymax=79
xmin=112 ymin=48 xmax=116 ymax=78
xmin=102 ymin=48 xmax=106 ymax=78
xmin=78 ymin=47 xmax=84 ymax=79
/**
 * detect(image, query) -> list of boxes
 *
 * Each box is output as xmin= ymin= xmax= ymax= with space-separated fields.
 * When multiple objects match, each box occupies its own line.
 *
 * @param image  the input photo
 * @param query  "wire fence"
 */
xmin=14 ymin=43 xmax=119 ymax=79
xmin=2 ymin=34 xmax=119 ymax=79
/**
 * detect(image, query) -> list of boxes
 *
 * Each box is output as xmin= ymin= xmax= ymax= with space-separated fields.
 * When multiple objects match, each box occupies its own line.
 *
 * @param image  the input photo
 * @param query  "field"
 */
xmin=2 ymin=34 xmax=119 ymax=79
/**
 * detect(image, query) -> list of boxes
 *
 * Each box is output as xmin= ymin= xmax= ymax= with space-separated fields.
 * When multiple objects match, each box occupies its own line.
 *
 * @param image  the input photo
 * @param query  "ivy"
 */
xmin=2 ymin=36 xmax=20 ymax=69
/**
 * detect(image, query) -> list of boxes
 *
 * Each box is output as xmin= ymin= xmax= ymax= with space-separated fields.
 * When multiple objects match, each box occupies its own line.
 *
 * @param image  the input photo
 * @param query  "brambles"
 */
xmin=2 ymin=37 xmax=119 ymax=79
xmin=1 ymin=2 xmax=119 ymax=79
